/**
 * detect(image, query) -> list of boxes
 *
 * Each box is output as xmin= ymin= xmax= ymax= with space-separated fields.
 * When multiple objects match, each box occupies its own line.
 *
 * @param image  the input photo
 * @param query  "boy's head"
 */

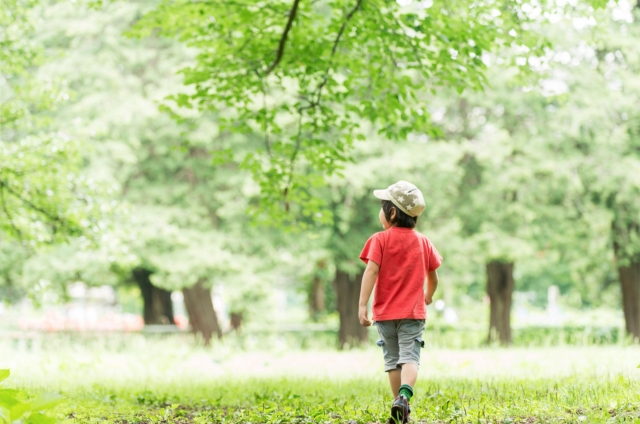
xmin=373 ymin=181 xmax=425 ymax=229
xmin=380 ymin=200 xmax=417 ymax=228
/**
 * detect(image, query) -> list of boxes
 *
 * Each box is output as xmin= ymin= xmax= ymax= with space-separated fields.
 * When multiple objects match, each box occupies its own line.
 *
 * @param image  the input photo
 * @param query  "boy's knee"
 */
xmin=397 ymin=361 xmax=419 ymax=370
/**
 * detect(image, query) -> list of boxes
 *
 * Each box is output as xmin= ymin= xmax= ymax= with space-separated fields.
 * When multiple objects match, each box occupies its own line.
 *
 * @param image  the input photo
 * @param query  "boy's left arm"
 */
xmin=358 ymin=260 xmax=379 ymax=327
xmin=424 ymin=270 xmax=439 ymax=305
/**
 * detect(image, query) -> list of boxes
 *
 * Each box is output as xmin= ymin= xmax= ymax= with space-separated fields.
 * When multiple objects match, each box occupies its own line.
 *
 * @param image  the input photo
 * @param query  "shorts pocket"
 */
xmin=413 ymin=337 xmax=424 ymax=360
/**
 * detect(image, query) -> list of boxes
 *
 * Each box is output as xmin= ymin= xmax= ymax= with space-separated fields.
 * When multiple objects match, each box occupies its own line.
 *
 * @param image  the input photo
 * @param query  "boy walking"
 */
xmin=358 ymin=181 xmax=442 ymax=424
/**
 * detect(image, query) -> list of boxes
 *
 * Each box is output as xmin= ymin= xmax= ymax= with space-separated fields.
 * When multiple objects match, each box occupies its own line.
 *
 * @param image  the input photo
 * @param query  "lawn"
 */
xmin=3 ymin=335 xmax=640 ymax=423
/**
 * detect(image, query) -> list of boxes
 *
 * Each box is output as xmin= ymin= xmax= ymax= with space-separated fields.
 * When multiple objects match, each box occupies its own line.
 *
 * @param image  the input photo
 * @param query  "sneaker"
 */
xmin=390 ymin=396 xmax=410 ymax=423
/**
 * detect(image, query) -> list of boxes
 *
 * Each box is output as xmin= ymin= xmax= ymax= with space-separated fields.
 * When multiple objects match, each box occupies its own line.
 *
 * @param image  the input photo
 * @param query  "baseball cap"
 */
xmin=373 ymin=180 xmax=425 ymax=217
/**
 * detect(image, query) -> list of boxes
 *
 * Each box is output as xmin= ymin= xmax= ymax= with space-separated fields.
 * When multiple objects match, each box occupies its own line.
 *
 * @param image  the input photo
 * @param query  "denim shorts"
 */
xmin=374 ymin=319 xmax=425 ymax=372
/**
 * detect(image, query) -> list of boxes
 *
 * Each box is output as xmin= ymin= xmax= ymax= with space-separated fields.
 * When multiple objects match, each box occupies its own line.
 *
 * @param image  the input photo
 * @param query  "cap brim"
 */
xmin=373 ymin=189 xmax=392 ymax=200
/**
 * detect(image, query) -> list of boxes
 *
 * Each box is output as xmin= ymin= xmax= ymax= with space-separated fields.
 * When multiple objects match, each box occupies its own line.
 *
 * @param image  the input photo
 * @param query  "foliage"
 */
xmin=564 ymin=6 xmax=640 ymax=266
xmin=129 ymin=0 xmax=552 ymax=222
xmin=8 ymin=0 xmax=640 ymax=336
xmin=0 ymin=242 xmax=30 ymax=304
xmin=0 ymin=0 xmax=107 ymax=245
xmin=0 ymin=369 xmax=61 ymax=424
xmin=415 ymin=3 xmax=640 ymax=308
xmin=32 ymin=0 xmax=296 ymax=320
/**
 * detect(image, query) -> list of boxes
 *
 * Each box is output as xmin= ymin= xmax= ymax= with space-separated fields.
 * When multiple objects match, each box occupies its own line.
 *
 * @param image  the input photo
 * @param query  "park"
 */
xmin=1 ymin=0 xmax=640 ymax=422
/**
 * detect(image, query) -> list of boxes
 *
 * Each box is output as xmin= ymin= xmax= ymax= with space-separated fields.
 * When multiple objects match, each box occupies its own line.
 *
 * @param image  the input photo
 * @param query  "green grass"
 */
xmin=3 ymin=335 xmax=640 ymax=423
xmin=50 ymin=377 xmax=640 ymax=423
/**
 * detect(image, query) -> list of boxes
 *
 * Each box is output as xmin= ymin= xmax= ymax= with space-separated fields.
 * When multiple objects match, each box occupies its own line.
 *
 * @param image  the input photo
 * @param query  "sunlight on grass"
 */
xmin=2 ymin=335 xmax=639 ymax=423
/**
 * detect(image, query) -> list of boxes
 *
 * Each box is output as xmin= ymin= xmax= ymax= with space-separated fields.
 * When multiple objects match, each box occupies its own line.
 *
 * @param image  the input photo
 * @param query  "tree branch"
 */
xmin=280 ymin=0 xmax=364 ymax=205
xmin=255 ymin=69 xmax=273 ymax=157
xmin=312 ymin=0 xmax=364 ymax=106
xmin=0 ymin=180 xmax=67 ymax=227
xmin=283 ymin=109 xmax=305 ymax=205
xmin=264 ymin=0 xmax=301 ymax=76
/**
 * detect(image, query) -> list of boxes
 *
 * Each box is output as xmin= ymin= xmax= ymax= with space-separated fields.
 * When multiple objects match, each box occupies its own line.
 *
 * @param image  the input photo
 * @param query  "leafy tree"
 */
xmin=430 ymin=1 xmax=640 ymax=343
xmin=554 ymin=3 xmax=640 ymax=339
xmin=130 ymin=0 xmax=549 ymax=222
xmin=36 ymin=0 xmax=288 ymax=343
xmin=0 ymin=0 xmax=104 ymax=245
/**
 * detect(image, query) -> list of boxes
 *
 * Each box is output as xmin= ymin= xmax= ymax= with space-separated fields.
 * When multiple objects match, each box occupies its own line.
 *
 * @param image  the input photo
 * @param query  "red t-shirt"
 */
xmin=359 ymin=227 xmax=442 ymax=321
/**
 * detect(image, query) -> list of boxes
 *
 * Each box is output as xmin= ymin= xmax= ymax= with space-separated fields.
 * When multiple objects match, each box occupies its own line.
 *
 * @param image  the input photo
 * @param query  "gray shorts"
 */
xmin=374 ymin=319 xmax=425 ymax=372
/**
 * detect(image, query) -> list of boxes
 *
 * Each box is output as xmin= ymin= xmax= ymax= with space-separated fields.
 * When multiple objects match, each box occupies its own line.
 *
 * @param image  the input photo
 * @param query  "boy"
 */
xmin=358 ymin=180 xmax=442 ymax=424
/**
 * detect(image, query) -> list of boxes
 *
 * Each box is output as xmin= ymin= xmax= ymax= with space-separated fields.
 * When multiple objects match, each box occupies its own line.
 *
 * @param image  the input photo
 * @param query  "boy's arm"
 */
xmin=424 ymin=270 xmax=439 ymax=305
xmin=358 ymin=260 xmax=379 ymax=327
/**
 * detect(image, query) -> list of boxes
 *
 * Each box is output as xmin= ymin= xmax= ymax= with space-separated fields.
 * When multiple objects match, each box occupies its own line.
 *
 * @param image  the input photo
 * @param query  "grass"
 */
xmin=3 ymin=334 xmax=640 ymax=423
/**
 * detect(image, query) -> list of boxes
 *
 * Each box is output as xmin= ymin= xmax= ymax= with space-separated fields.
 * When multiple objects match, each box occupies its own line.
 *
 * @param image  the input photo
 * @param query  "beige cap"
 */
xmin=374 ymin=180 xmax=425 ymax=217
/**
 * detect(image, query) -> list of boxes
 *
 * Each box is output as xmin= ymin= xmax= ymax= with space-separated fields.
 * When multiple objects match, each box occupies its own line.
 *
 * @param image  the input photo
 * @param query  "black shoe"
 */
xmin=391 ymin=396 xmax=410 ymax=423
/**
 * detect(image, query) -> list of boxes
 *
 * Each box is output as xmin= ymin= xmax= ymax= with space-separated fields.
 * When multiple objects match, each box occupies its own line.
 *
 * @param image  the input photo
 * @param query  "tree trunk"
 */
xmin=486 ymin=261 xmax=514 ymax=345
xmin=132 ymin=267 xmax=175 ymax=325
xmin=182 ymin=279 xmax=222 ymax=345
xmin=309 ymin=260 xmax=327 ymax=320
xmin=334 ymin=269 xmax=368 ymax=349
xmin=229 ymin=312 xmax=243 ymax=334
xmin=618 ymin=258 xmax=640 ymax=341
xmin=613 ymin=217 xmax=640 ymax=342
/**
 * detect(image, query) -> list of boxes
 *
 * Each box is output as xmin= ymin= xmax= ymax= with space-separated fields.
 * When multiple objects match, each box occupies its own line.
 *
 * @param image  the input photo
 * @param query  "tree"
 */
xmin=37 ymin=0 xmax=287 ymax=343
xmin=131 ymin=0 xmax=548 ymax=221
xmin=486 ymin=2 xmax=640 ymax=341
xmin=0 ymin=0 xmax=105 ymax=245
xmin=558 ymin=4 xmax=640 ymax=340
xmin=429 ymin=1 xmax=640 ymax=344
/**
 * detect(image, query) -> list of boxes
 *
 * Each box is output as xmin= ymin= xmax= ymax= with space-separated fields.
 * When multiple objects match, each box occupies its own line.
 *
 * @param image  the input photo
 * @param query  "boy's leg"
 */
xmin=400 ymin=363 xmax=418 ymax=387
xmin=375 ymin=321 xmax=401 ymax=396
xmin=388 ymin=369 xmax=401 ymax=397
xmin=396 ymin=319 xmax=426 ymax=401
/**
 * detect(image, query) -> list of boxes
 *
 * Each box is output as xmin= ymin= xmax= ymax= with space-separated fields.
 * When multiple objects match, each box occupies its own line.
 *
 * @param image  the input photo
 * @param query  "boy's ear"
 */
xmin=390 ymin=207 xmax=397 ymax=221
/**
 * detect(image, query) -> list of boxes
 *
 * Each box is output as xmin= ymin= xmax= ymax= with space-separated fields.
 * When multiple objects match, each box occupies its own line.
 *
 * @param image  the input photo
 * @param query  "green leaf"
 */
xmin=0 ymin=406 xmax=8 ymax=423
xmin=11 ymin=394 xmax=63 ymax=420
xmin=25 ymin=412 xmax=57 ymax=424
xmin=586 ymin=0 xmax=607 ymax=8
xmin=0 ymin=370 xmax=9 ymax=383
xmin=0 ymin=389 xmax=20 ymax=409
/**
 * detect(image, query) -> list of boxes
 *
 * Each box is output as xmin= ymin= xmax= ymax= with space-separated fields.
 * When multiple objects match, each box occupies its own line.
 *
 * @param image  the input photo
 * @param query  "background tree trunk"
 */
xmin=618 ymin=258 xmax=640 ymax=341
xmin=310 ymin=276 xmax=325 ymax=316
xmin=486 ymin=261 xmax=514 ymax=345
xmin=334 ymin=269 xmax=368 ymax=349
xmin=182 ymin=279 xmax=222 ymax=345
xmin=309 ymin=260 xmax=327 ymax=320
xmin=132 ymin=267 xmax=175 ymax=325
xmin=613 ymin=219 xmax=640 ymax=342
xmin=229 ymin=312 xmax=243 ymax=334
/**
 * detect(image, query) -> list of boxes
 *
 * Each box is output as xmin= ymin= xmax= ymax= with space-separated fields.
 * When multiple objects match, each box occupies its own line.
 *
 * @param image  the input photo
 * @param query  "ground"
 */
xmin=2 ymin=335 xmax=640 ymax=423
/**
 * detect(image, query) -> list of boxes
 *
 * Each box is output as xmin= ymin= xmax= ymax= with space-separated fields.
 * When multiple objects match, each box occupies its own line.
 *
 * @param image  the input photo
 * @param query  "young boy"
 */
xmin=358 ymin=180 xmax=442 ymax=424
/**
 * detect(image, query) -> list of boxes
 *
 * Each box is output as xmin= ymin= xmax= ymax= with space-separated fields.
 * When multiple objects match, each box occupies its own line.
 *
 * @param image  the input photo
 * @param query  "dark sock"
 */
xmin=398 ymin=384 xmax=413 ymax=401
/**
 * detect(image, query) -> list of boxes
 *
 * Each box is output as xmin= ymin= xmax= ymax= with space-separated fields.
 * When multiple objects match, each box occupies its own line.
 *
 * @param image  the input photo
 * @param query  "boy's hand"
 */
xmin=358 ymin=305 xmax=372 ymax=327
xmin=424 ymin=293 xmax=433 ymax=305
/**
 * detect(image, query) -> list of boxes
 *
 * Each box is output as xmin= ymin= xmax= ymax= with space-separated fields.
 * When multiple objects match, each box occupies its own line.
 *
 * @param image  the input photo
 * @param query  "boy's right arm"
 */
xmin=424 ymin=270 xmax=438 ymax=305
xmin=358 ymin=260 xmax=379 ymax=327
